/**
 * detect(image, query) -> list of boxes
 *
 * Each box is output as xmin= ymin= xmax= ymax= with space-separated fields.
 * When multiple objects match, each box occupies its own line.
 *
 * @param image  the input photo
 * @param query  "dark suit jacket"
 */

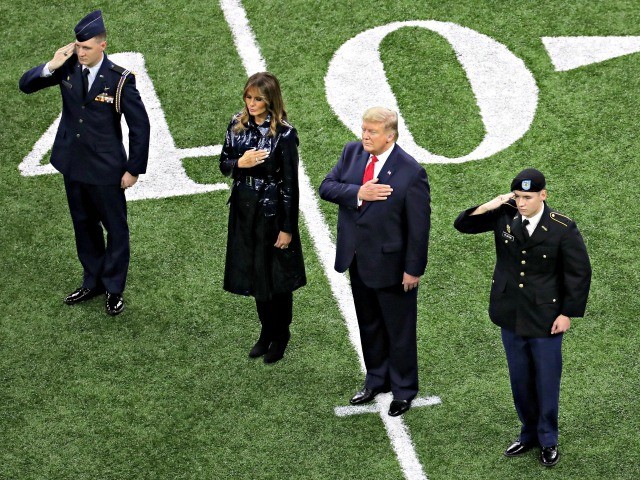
xmin=319 ymin=142 xmax=431 ymax=289
xmin=454 ymin=201 xmax=592 ymax=337
xmin=19 ymin=53 xmax=150 ymax=185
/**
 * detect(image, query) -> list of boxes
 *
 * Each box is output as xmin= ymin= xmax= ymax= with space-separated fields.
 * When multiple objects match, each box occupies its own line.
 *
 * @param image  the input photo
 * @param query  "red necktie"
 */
xmin=362 ymin=155 xmax=378 ymax=184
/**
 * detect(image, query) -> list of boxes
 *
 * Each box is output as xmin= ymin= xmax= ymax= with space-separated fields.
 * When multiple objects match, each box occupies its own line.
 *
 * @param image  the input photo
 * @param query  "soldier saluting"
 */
xmin=19 ymin=10 xmax=150 ymax=316
xmin=454 ymin=168 xmax=592 ymax=467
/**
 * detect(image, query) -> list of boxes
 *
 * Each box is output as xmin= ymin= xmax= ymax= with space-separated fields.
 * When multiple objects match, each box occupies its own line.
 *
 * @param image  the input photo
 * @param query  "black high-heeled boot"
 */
xmin=264 ymin=330 xmax=289 ymax=364
xmin=248 ymin=337 xmax=270 ymax=358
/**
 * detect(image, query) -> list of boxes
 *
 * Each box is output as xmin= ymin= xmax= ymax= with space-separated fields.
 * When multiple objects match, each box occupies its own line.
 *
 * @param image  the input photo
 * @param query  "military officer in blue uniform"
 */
xmin=19 ymin=10 xmax=150 ymax=315
xmin=454 ymin=169 xmax=591 ymax=467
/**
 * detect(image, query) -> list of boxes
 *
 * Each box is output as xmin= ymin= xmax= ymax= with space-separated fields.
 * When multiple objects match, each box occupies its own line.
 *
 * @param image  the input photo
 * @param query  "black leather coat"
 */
xmin=219 ymin=114 xmax=306 ymax=300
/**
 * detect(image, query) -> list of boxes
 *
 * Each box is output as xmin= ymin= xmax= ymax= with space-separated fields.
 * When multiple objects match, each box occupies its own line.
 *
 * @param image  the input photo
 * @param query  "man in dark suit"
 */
xmin=19 ymin=10 xmax=150 ymax=316
xmin=454 ymin=168 xmax=591 ymax=466
xmin=319 ymin=107 xmax=431 ymax=416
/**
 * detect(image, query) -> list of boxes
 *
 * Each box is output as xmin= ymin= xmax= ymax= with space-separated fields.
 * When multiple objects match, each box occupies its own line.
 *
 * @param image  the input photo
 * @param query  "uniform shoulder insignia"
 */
xmin=109 ymin=63 xmax=129 ymax=76
xmin=110 ymin=64 xmax=133 ymax=114
xmin=550 ymin=211 xmax=571 ymax=227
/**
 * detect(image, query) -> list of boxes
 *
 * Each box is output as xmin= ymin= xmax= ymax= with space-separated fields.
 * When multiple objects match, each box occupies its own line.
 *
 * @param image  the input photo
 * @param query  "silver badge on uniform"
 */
xmin=502 ymin=231 xmax=514 ymax=241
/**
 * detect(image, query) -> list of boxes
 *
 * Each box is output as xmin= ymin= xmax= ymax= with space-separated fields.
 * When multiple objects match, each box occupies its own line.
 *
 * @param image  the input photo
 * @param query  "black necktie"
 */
xmin=82 ymin=68 xmax=90 ymax=99
xmin=522 ymin=219 xmax=530 ymax=240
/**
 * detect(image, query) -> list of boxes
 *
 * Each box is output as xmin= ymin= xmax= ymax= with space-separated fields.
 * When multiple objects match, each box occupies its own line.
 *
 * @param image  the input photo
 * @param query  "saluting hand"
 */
xmin=358 ymin=178 xmax=393 ymax=202
xmin=238 ymin=148 xmax=269 ymax=168
xmin=471 ymin=192 xmax=514 ymax=215
xmin=49 ymin=42 xmax=76 ymax=71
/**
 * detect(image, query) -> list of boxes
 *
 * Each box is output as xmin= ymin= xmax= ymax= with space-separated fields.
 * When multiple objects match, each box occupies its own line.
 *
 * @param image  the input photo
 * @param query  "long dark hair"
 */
xmin=233 ymin=72 xmax=287 ymax=137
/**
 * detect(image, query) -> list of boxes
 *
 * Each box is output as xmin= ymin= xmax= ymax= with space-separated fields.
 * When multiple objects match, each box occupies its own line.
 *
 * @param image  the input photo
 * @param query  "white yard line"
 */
xmin=220 ymin=1 xmax=439 ymax=479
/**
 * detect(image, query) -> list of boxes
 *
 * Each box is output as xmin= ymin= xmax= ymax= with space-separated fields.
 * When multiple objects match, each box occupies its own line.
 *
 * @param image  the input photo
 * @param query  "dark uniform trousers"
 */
xmin=64 ymin=177 xmax=129 ymax=293
xmin=501 ymin=328 xmax=563 ymax=447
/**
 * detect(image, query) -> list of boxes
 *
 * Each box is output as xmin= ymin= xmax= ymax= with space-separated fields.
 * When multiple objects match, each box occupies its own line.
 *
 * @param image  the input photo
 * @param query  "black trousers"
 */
xmin=255 ymin=292 xmax=293 ymax=342
xmin=349 ymin=256 xmax=419 ymax=401
xmin=64 ymin=177 xmax=129 ymax=294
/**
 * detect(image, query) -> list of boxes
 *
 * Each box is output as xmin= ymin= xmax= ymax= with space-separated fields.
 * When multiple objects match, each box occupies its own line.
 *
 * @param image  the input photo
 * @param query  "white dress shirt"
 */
xmin=523 ymin=205 xmax=544 ymax=236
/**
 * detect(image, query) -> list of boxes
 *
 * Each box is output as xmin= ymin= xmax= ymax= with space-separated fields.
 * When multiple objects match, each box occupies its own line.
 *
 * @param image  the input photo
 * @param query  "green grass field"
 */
xmin=1 ymin=1 xmax=639 ymax=479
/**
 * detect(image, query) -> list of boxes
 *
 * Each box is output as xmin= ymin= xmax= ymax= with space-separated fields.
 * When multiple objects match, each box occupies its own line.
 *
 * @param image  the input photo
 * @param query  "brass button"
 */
xmin=543 ymin=254 xmax=547 ymax=258
xmin=553 ymin=299 xmax=556 ymax=302
xmin=76 ymin=133 xmax=80 ymax=138
xmin=519 ymin=284 xmax=524 ymax=288
xmin=522 ymin=250 xmax=526 ymax=254
xmin=520 ymin=272 xmax=525 ymax=277
xmin=505 ymin=240 xmax=508 ymax=244
xmin=79 ymin=119 xmax=83 ymax=123
xmin=521 ymin=260 xmax=526 ymax=265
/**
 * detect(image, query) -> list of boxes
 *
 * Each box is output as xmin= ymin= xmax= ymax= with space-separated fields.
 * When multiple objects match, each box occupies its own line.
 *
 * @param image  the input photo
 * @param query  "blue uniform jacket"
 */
xmin=19 ymin=53 xmax=150 ymax=185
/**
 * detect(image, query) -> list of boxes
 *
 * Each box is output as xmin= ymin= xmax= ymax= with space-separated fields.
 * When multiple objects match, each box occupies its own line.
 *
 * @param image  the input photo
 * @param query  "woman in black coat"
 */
xmin=219 ymin=72 xmax=306 ymax=363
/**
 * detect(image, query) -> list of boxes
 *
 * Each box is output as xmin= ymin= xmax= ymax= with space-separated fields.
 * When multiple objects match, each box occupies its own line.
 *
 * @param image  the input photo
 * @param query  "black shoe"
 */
xmin=539 ymin=446 xmax=559 ymax=467
xmin=349 ymin=388 xmax=379 ymax=405
xmin=63 ymin=287 xmax=104 ymax=305
xmin=249 ymin=339 xmax=270 ymax=358
xmin=106 ymin=293 xmax=124 ymax=316
xmin=504 ymin=440 xmax=537 ymax=457
xmin=388 ymin=399 xmax=411 ymax=417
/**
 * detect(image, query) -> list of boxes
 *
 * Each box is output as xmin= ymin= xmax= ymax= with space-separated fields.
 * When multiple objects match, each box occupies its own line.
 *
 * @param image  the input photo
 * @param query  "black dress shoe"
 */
xmin=388 ymin=399 xmax=411 ymax=417
xmin=249 ymin=339 xmax=270 ymax=358
xmin=105 ymin=293 xmax=124 ymax=316
xmin=539 ymin=446 xmax=559 ymax=466
xmin=504 ymin=440 xmax=537 ymax=457
xmin=63 ymin=287 xmax=104 ymax=305
xmin=349 ymin=388 xmax=379 ymax=405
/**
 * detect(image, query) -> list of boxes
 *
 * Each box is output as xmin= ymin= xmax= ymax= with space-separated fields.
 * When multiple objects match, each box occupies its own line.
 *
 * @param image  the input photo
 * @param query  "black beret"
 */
xmin=74 ymin=10 xmax=105 ymax=42
xmin=511 ymin=168 xmax=546 ymax=192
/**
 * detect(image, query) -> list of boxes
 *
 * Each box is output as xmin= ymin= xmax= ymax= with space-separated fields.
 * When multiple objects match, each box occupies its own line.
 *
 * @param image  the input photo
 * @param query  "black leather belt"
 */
xmin=240 ymin=175 xmax=265 ymax=189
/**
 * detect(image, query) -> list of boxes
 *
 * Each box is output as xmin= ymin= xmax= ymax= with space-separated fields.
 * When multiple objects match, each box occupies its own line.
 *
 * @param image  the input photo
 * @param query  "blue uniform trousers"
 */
xmin=501 ymin=327 xmax=563 ymax=447
xmin=64 ymin=177 xmax=129 ymax=294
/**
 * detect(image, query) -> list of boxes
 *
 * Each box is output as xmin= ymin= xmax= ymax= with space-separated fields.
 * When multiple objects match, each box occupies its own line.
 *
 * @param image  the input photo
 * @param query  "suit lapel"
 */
xmin=377 ymin=146 xmax=400 ymax=185
xmin=514 ymin=204 xmax=551 ymax=247
xmin=355 ymin=150 xmax=370 ymax=183
xmin=357 ymin=150 xmax=373 ymax=214
xmin=73 ymin=63 xmax=85 ymax=102
xmin=359 ymin=145 xmax=398 ymax=216
xmin=525 ymin=205 xmax=551 ymax=247
xmin=511 ymin=214 xmax=526 ymax=244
